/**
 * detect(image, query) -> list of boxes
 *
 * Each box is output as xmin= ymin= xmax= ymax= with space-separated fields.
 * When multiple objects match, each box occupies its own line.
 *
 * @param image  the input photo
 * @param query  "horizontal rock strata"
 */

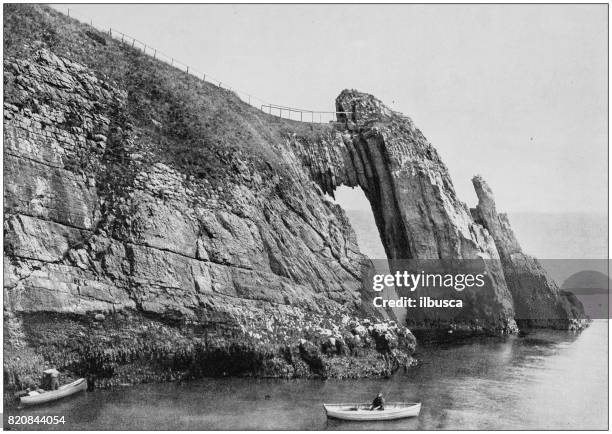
xmin=3 ymin=24 xmax=413 ymax=391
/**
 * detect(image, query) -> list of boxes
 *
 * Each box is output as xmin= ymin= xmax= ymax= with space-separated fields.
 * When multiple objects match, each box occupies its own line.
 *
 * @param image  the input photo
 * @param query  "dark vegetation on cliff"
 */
xmin=4 ymin=4 xmax=331 ymax=186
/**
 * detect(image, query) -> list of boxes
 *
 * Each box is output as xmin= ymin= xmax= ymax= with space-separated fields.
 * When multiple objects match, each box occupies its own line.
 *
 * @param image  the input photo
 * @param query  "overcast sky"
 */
xmin=54 ymin=4 xmax=607 ymax=214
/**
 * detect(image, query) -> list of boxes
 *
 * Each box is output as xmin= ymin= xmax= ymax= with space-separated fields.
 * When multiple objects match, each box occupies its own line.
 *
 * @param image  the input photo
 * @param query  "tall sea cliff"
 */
xmin=3 ymin=5 xmax=586 ymax=392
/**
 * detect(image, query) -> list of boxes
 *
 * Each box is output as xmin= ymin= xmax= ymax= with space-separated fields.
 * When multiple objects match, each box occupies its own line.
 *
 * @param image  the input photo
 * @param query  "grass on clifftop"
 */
xmin=4 ymin=4 xmax=335 ymax=182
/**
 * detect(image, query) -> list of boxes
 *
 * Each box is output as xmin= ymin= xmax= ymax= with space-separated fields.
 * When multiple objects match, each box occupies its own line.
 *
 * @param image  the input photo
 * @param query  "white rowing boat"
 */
xmin=323 ymin=402 xmax=421 ymax=421
xmin=20 ymin=378 xmax=87 ymax=406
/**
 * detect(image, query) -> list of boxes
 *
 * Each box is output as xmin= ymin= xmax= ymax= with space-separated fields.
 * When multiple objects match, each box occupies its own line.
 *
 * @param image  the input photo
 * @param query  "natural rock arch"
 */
xmin=291 ymin=89 xmax=585 ymax=331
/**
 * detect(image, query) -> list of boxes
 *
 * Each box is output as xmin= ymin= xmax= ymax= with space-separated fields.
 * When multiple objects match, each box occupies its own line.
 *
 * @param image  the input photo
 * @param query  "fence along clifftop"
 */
xmin=64 ymin=8 xmax=351 ymax=124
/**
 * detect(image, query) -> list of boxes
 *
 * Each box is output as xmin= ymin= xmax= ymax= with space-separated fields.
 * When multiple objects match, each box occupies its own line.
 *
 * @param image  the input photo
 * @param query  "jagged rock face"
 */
xmin=4 ymin=41 xmax=415 ymax=388
xmin=471 ymin=176 xmax=586 ymax=329
xmin=293 ymin=90 xmax=586 ymax=332
xmin=334 ymin=90 xmax=498 ymax=261
xmin=294 ymin=90 xmax=518 ymax=333
xmin=4 ymin=48 xmax=365 ymax=317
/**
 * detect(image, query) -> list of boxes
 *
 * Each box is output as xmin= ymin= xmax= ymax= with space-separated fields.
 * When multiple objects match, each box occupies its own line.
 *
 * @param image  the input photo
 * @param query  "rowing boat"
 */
xmin=323 ymin=402 xmax=421 ymax=421
xmin=20 ymin=378 xmax=87 ymax=406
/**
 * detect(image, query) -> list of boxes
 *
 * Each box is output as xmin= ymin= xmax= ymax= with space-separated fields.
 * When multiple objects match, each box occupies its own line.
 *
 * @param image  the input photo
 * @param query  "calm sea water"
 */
xmin=5 ymin=320 xmax=607 ymax=430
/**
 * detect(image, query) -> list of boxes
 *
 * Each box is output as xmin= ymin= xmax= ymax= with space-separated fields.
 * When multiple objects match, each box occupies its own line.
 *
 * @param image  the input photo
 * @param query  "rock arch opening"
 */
xmin=332 ymin=185 xmax=387 ymax=261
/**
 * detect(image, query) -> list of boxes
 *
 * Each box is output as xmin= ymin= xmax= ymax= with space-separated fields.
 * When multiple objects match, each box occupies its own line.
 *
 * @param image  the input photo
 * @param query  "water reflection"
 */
xmin=5 ymin=321 xmax=607 ymax=430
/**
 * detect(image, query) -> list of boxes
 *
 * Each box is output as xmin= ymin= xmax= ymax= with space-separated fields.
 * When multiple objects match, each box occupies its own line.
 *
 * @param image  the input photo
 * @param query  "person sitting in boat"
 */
xmin=370 ymin=392 xmax=385 ymax=411
xmin=42 ymin=368 xmax=60 ymax=391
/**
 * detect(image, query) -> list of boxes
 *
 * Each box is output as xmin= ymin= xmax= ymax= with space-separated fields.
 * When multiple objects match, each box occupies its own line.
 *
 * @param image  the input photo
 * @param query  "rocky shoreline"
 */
xmin=4 ymin=311 xmax=416 ymax=404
